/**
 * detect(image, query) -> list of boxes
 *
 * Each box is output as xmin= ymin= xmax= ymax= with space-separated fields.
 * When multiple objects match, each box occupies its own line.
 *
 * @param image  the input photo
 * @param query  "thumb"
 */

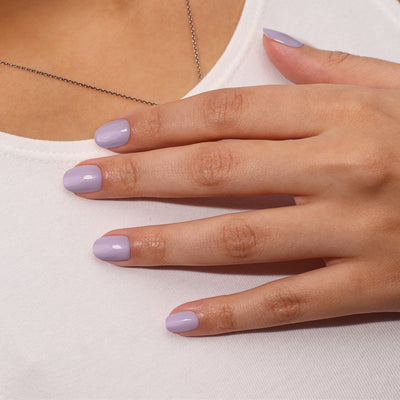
xmin=262 ymin=28 xmax=400 ymax=89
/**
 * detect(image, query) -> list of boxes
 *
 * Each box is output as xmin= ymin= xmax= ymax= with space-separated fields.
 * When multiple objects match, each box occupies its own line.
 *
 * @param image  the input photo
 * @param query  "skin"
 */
xmin=3 ymin=2 xmax=400 ymax=336
xmin=0 ymin=0 xmax=245 ymax=140
xmin=73 ymin=37 xmax=400 ymax=336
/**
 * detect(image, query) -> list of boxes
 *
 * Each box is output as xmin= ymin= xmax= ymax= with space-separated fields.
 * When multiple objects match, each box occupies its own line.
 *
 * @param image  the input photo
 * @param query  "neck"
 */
xmin=0 ymin=0 xmax=246 ymax=140
xmin=0 ymin=0 xmax=245 ymax=74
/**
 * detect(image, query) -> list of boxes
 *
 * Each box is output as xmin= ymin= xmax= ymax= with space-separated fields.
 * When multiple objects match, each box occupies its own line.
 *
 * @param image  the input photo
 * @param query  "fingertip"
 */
xmin=261 ymin=29 xmax=318 ymax=84
xmin=262 ymin=28 xmax=304 ymax=48
xmin=92 ymin=234 xmax=131 ymax=262
xmin=94 ymin=119 xmax=131 ymax=150
xmin=62 ymin=164 xmax=102 ymax=194
xmin=165 ymin=310 xmax=200 ymax=334
xmin=262 ymin=27 xmax=399 ymax=88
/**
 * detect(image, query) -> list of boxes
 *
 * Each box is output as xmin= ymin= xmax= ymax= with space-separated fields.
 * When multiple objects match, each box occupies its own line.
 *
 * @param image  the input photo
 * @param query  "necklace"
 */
xmin=0 ymin=0 xmax=202 ymax=106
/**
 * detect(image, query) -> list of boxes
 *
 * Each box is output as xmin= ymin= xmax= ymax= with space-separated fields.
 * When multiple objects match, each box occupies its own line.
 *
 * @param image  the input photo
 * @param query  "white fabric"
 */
xmin=1 ymin=0 xmax=400 ymax=398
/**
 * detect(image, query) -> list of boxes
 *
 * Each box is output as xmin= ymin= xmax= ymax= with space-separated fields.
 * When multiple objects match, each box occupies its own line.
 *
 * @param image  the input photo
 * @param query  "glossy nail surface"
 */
xmin=93 ymin=235 xmax=131 ymax=261
xmin=165 ymin=311 xmax=199 ymax=333
xmin=263 ymin=28 xmax=303 ymax=48
xmin=63 ymin=165 xmax=102 ymax=193
xmin=94 ymin=119 xmax=130 ymax=149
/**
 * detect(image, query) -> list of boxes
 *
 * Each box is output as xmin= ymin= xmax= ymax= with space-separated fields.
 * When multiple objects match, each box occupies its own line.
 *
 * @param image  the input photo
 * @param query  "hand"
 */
xmin=63 ymin=29 xmax=400 ymax=336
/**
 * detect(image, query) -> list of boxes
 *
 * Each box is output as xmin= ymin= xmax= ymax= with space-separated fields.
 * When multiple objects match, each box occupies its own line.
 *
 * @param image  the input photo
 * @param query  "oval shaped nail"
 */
xmin=263 ymin=28 xmax=303 ymax=48
xmin=63 ymin=165 xmax=102 ymax=193
xmin=94 ymin=119 xmax=130 ymax=149
xmin=93 ymin=235 xmax=131 ymax=261
xmin=165 ymin=311 xmax=199 ymax=333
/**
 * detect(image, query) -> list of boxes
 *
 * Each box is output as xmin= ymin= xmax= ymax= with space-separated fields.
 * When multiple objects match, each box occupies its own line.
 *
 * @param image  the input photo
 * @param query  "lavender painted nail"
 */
xmin=63 ymin=165 xmax=102 ymax=193
xmin=94 ymin=119 xmax=130 ymax=149
xmin=263 ymin=28 xmax=303 ymax=48
xmin=165 ymin=311 xmax=199 ymax=333
xmin=93 ymin=235 xmax=131 ymax=261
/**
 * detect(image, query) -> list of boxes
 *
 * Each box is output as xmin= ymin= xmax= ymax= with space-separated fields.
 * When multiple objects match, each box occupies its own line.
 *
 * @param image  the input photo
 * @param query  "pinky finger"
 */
xmin=165 ymin=262 xmax=380 ymax=336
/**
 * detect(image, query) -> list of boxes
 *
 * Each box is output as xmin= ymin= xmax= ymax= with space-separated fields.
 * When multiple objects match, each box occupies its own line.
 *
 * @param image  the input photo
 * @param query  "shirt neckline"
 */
xmin=0 ymin=0 xmax=265 ymax=160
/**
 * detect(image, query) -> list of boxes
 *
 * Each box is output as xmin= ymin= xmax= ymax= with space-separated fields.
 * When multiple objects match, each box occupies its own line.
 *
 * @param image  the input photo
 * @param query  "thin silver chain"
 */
xmin=186 ymin=0 xmax=202 ymax=81
xmin=0 ymin=0 xmax=202 ymax=106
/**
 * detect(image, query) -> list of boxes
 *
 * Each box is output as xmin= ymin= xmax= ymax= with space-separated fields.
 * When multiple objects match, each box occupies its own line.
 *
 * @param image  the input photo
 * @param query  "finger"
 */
xmin=64 ymin=139 xmax=322 ymax=198
xmin=165 ymin=262 xmax=375 ymax=336
xmin=92 ymin=204 xmax=350 ymax=267
xmin=262 ymin=28 xmax=400 ymax=89
xmin=93 ymin=84 xmax=343 ymax=152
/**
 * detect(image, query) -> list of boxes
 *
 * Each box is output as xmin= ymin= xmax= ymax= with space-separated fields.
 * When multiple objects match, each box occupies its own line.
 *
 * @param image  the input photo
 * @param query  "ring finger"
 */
xmin=92 ymin=203 xmax=351 ymax=267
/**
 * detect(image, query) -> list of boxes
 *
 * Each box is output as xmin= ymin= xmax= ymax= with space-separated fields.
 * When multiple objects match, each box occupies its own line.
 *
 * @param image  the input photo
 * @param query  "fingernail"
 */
xmin=93 ymin=235 xmax=131 ymax=261
xmin=94 ymin=119 xmax=130 ymax=149
xmin=63 ymin=165 xmax=102 ymax=193
xmin=165 ymin=311 xmax=199 ymax=333
xmin=263 ymin=28 xmax=303 ymax=48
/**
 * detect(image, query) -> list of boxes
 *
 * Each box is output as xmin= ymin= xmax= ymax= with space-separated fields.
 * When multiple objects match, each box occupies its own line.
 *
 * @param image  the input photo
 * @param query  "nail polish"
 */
xmin=263 ymin=28 xmax=303 ymax=48
xmin=63 ymin=165 xmax=102 ymax=193
xmin=93 ymin=235 xmax=131 ymax=261
xmin=94 ymin=119 xmax=130 ymax=149
xmin=165 ymin=311 xmax=199 ymax=333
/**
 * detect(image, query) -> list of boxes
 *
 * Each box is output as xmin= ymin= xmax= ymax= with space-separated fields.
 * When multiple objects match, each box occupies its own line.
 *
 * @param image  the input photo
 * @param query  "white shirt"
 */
xmin=1 ymin=0 xmax=400 ymax=398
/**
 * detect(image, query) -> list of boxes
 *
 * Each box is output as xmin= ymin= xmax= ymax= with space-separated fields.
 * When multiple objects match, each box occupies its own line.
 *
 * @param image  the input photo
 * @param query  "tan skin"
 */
xmin=0 ymin=0 xmax=245 ymax=140
xmin=2 ymin=1 xmax=400 ymax=336
xmin=74 ymin=42 xmax=400 ymax=336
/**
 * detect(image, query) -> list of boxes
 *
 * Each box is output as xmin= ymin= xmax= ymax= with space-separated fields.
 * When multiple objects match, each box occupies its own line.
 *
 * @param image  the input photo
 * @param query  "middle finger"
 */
xmin=63 ymin=139 xmax=321 ymax=199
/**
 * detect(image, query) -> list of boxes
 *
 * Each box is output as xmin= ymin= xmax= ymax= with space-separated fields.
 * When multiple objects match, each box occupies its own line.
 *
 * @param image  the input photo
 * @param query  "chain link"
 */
xmin=0 ymin=0 xmax=202 ymax=106
xmin=186 ymin=0 xmax=202 ymax=81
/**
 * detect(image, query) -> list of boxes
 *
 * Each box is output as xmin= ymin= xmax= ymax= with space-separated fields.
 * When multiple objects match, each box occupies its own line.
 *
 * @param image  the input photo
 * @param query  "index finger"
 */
xmin=93 ymin=84 xmax=346 ymax=153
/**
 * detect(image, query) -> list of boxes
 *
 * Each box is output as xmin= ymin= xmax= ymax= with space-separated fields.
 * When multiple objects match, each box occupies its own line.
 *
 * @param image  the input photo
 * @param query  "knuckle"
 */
xmin=135 ymin=105 xmax=163 ymax=138
xmin=261 ymin=286 xmax=304 ymax=324
xmin=327 ymin=87 xmax=376 ymax=123
xmin=221 ymin=218 xmax=259 ymax=259
xmin=344 ymin=264 xmax=394 ymax=311
xmin=202 ymin=88 xmax=245 ymax=131
xmin=369 ymin=90 xmax=400 ymax=132
xmin=384 ymin=269 xmax=400 ymax=311
xmin=325 ymin=51 xmax=352 ymax=68
xmin=348 ymin=145 xmax=395 ymax=191
xmin=383 ymin=90 xmax=400 ymax=121
xmin=190 ymin=144 xmax=237 ymax=187
xmin=327 ymin=85 xmax=400 ymax=129
xmin=214 ymin=302 xmax=236 ymax=331
xmin=131 ymin=231 xmax=167 ymax=264
xmin=321 ymin=89 xmax=400 ymax=193
xmin=108 ymin=156 xmax=139 ymax=194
